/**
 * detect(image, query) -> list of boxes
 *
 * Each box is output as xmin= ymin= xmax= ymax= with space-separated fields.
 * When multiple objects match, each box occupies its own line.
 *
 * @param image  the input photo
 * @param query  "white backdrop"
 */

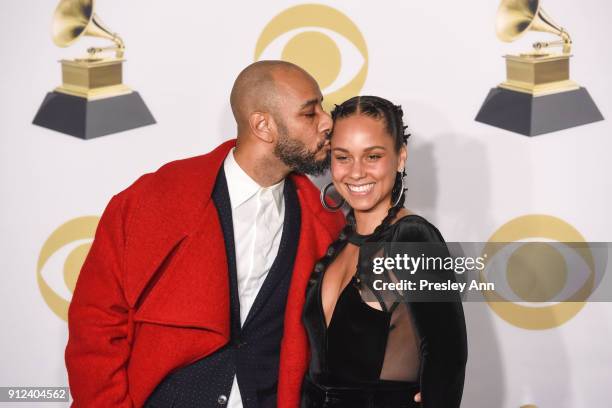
xmin=1 ymin=1 xmax=611 ymax=407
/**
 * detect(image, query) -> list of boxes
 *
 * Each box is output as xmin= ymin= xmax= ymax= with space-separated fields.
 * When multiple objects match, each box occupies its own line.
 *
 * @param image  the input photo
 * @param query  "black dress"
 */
xmin=301 ymin=215 xmax=467 ymax=408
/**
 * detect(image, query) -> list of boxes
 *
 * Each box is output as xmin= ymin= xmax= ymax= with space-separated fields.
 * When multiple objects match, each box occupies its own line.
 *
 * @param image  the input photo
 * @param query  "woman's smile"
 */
xmin=346 ymin=182 xmax=375 ymax=195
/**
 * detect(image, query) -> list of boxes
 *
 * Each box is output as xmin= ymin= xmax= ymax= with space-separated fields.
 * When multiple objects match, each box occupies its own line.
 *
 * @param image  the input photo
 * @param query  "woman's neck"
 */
xmin=353 ymin=204 xmax=392 ymax=235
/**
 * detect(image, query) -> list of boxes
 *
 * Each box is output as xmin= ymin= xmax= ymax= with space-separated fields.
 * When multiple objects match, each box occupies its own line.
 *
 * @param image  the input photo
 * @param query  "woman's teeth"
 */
xmin=347 ymin=183 xmax=375 ymax=193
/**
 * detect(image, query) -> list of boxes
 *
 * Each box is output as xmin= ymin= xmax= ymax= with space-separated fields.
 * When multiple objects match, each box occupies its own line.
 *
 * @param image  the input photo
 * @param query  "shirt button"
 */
xmin=217 ymin=394 xmax=228 ymax=405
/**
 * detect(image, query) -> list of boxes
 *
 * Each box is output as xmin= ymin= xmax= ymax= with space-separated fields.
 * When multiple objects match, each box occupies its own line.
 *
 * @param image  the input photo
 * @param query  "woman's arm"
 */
xmin=392 ymin=216 xmax=468 ymax=408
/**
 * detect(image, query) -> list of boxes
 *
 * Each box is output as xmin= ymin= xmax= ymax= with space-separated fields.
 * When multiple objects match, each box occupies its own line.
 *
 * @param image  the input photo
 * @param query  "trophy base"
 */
xmin=32 ymin=91 xmax=156 ymax=139
xmin=475 ymin=87 xmax=603 ymax=136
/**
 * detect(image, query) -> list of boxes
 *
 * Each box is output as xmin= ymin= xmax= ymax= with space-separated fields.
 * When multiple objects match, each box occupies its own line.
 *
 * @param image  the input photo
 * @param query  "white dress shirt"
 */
xmin=223 ymin=148 xmax=285 ymax=408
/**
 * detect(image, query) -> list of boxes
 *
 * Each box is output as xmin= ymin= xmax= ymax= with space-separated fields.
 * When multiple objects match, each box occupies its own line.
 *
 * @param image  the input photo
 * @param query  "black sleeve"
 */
xmin=391 ymin=216 xmax=468 ymax=408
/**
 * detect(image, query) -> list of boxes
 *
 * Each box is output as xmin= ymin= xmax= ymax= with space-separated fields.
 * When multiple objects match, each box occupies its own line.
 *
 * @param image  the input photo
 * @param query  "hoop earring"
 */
xmin=320 ymin=182 xmax=344 ymax=211
xmin=391 ymin=173 xmax=405 ymax=208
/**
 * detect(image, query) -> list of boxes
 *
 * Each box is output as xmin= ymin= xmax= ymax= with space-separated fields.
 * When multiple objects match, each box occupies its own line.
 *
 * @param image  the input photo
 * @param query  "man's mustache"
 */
xmin=316 ymin=136 xmax=331 ymax=152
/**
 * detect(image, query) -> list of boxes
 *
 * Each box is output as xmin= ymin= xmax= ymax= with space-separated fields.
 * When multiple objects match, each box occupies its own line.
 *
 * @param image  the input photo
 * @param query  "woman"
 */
xmin=301 ymin=96 xmax=467 ymax=408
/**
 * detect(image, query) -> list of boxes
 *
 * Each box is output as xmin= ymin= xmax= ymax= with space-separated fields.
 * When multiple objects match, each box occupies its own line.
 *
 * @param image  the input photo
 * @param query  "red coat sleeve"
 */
xmin=65 ymin=192 xmax=134 ymax=407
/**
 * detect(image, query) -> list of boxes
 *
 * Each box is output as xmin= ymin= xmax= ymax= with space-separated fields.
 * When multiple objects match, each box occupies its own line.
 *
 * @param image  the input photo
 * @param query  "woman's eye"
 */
xmin=305 ymin=112 xmax=316 ymax=118
xmin=367 ymin=154 xmax=381 ymax=161
xmin=335 ymin=156 xmax=348 ymax=161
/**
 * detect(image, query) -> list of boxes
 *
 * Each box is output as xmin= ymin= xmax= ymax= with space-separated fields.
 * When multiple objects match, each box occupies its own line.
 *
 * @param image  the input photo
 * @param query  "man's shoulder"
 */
xmin=113 ymin=154 xmax=207 ymax=205
xmin=116 ymin=140 xmax=234 ymax=204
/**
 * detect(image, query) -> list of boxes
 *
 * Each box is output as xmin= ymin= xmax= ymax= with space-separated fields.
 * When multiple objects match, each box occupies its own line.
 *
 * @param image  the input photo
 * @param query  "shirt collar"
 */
xmin=223 ymin=148 xmax=284 ymax=215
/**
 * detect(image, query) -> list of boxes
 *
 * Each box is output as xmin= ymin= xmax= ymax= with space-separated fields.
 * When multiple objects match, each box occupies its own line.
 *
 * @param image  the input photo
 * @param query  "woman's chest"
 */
xmin=320 ymin=244 xmax=360 ymax=325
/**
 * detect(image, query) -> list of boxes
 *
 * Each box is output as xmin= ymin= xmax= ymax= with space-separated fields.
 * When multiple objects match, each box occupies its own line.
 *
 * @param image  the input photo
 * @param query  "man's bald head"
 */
xmin=230 ymin=60 xmax=314 ymax=132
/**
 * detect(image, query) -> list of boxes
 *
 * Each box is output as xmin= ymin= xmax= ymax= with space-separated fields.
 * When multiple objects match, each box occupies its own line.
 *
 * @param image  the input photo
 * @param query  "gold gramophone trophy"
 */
xmin=475 ymin=0 xmax=603 ymax=136
xmin=33 ymin=0 xmax=155 ymax=139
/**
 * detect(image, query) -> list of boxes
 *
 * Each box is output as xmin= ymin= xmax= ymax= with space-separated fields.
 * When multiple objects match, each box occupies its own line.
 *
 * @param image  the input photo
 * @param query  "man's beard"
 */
xmin=274 ymin=120 xmax=330 ymax=176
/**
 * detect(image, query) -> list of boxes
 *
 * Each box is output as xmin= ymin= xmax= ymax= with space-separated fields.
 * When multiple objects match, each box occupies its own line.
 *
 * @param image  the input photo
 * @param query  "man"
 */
xmin=65 ymin=60 xmax=345 ymax=408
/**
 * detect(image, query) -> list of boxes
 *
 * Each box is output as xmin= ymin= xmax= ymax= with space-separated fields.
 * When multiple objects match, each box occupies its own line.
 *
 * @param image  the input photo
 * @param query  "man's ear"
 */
xmin=249 ymin=111 xmax=276 ymax=143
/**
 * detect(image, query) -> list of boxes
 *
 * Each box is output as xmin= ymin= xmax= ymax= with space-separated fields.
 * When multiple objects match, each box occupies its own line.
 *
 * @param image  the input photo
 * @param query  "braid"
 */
xmin=308 ymin=219 xmax=354 ymax=286
xmin=331 ymin=96 xmax=411 ymax=151
xmin=371 ymin=178 xmax=406 ymax=236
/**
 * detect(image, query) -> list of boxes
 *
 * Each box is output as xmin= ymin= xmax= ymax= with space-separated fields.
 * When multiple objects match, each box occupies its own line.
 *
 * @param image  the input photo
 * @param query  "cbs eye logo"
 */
xmin=37 ymin=216 xmax=99 ymax=321
xmin=255 ymin=4 xmax=368 ymax=112
xmin=479 ymin=214 xmax=598 ymax=330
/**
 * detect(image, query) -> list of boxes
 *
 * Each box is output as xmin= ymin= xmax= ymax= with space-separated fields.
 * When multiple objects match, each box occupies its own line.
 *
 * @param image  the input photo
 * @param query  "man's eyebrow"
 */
xmin=300 ymin=97 xmax=322 ymax=109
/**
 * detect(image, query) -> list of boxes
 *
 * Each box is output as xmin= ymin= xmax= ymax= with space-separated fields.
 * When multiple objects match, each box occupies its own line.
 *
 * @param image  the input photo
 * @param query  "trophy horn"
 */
xmin=52 ymin=0 xmax=124 ymax=58
xmin=496 ymin=0 xmax=571 ymax=53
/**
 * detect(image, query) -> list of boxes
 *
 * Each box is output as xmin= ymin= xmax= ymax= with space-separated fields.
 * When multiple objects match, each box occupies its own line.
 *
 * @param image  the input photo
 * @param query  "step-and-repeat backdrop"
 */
xmin=1 ymin=0 xmax=611 ymax=407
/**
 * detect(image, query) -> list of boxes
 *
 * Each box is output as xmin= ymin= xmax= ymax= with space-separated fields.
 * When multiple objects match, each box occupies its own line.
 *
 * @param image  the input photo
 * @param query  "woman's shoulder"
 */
xmin=389 ymin=211 xmax=445 ymax=243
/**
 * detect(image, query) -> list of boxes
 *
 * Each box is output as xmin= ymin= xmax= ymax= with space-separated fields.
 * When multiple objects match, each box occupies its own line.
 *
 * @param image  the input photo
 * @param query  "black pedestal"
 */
xmin=475 ymin=87 xmax=603 ymax=136
xmin=32 ymin=91 xmax=156 ymax=139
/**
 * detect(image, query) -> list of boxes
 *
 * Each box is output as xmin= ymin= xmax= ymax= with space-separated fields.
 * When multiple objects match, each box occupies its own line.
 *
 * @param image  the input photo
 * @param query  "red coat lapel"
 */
xmin=277 ymin=175 xmax=345 ymax=408
xmin=123 ymin=140 xmax=236 ymax=332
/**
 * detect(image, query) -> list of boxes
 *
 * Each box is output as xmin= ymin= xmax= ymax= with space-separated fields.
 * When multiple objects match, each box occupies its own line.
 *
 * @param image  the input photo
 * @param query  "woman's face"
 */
xmin=330 ymin=114 xmax=407 ymax=213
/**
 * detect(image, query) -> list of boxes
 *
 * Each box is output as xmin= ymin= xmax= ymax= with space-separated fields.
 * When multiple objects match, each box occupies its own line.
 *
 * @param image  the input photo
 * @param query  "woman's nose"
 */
xmin=350 ymin=161 xmax=366 ymax=179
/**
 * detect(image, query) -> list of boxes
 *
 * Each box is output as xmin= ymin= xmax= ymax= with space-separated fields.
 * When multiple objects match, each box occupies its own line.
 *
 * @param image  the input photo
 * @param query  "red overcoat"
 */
xmin=65 ymin=139 xmax=345 ymax=407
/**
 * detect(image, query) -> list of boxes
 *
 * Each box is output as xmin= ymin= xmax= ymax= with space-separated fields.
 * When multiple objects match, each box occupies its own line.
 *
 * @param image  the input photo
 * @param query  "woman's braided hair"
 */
xmin=309 ymin=96 xmax=411 ymax=284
